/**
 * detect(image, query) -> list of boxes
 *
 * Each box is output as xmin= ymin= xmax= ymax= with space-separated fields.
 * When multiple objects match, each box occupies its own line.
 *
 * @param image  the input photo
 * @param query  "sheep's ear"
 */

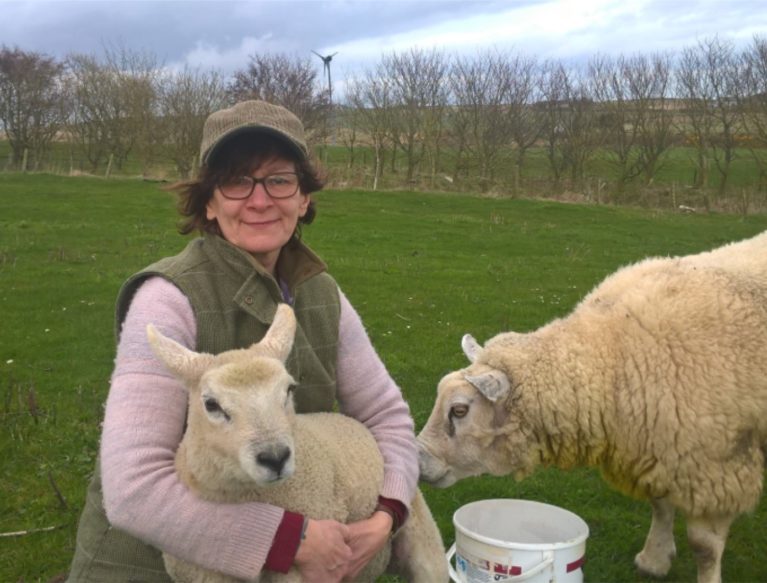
xmin=257 ymin=304 xmax=296 ymax=363
xmin=461 ymin=334 xmax=482 ymax=363
xmin=464 ymin=370 xmax=510 ymax=402
xmin=146 ymin=324 xmax=214 ymax=386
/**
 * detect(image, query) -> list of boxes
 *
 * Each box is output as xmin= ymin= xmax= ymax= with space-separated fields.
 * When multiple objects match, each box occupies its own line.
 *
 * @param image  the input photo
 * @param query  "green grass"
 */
xmin=1 ymin=173 xmax=766 ymax=582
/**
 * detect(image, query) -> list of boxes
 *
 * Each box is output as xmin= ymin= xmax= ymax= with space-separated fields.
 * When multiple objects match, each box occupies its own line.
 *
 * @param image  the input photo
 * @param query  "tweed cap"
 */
xmin=200 ymin=100 xmax=309 ymax=166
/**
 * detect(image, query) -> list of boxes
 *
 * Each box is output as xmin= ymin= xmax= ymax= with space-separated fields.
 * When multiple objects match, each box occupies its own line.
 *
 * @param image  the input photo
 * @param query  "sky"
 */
xmin=2 ymin=0 xmax=765 ymax=93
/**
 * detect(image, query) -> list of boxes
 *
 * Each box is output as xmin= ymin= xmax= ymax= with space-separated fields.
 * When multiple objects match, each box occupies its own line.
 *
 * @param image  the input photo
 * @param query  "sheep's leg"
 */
xmin=635 ymin=497 xmax=677 ymax=577
xmin=388 ymin=490 xmax=449 ymax=582
xmin=686 ymin=514 xmax=733 ymax=583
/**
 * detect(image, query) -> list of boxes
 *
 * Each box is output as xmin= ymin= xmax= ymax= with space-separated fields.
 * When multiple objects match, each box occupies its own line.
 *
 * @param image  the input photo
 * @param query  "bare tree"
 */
xmin=590 ymin=53 xmax=674 ymax=199
xmin=538 ymin=60 xmax=600 ymax=193
xmin=0 ymin=46 xmax=65 ymax=169
xmin=738 ymin=35 xmax=767 ymax=189
xmin=677 ymin=43 xmax=714 ymax=197
xmin=65 ymin=45 xmax=160 ymax=174
xmin=701 ymin=37 xmax=742 ymax=198
xmin=158 ymin=66 xmax=226 ymax=178
xmin=107 ymin=46 xmax=162 ymax=176
xmin=381 ymin=48 xmax=448 ymax=186
xmin=448 ymin=50 xmax=513 ymax=191
xmin=65 ymin=53 xmax=114 ymax=171
xmin=344 ymin=70 xmax=394 ymax=190
xmin=632 ymin=53 xmax=675 ymax=186
xmin=676 ymin=36 xmax=742 ymax=206
xmin=228 ymin=53 xmax=328 ymax=141
xmin=503 ymin=53 xmax=543 ymax=189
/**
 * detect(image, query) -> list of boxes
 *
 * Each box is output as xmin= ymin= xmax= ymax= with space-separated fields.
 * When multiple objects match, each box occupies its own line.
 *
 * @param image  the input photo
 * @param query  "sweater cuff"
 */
xmin=264 ymin=511 xmax=304 ymax=573
xmin=376 ymin=496 xmax=408 ymax=534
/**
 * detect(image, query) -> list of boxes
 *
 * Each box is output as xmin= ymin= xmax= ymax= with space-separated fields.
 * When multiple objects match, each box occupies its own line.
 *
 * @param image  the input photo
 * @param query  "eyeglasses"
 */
xmin=218 ymin=172 xmax=300 ymax=200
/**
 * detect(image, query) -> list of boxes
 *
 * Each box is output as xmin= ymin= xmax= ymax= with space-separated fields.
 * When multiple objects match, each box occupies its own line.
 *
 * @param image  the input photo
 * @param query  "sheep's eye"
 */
xmin=450 ymin=403 xmax=469 ymax=419
xmin=203 ymin=397 xmax=230 ymax=421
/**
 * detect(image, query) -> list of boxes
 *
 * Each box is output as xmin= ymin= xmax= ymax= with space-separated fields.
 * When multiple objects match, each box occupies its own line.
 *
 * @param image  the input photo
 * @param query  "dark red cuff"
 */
xmin=376 ymin=496 xmax=408 ymax=533
xmin=264 ymin=511 xmax=304 ymax=573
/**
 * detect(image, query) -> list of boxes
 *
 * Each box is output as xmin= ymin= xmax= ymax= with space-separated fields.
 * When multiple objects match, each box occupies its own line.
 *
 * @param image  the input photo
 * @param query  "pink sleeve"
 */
xmin=335 ymin=290 xmax=419 ymax=510
xmin=101 ymin=277 xmax=283 ymax=580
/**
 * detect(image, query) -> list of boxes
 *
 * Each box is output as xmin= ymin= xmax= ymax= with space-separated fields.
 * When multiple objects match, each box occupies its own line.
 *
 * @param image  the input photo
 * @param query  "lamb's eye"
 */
xmin=450 ymin=403 xmax=469 ymax=419
xmin=203 ymin=397 xmax=230 ymax=420
xmin=204 ymin=397 xmax=221 ymax=413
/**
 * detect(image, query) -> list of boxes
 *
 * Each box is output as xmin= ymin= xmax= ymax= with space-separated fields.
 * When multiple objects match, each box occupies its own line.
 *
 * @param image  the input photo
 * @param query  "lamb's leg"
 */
xmin=388 ymin=490 xmax=449 ymax=582
xmin=686 ymin=514 xmax=733 ymax=583
xmin=635 ymin=497 xmax=676 ymax=577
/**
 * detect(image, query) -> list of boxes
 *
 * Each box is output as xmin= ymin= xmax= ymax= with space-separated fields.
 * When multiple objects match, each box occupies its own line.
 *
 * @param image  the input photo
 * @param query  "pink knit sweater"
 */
xmin=100 ymin=276 xmax=418 ymax=580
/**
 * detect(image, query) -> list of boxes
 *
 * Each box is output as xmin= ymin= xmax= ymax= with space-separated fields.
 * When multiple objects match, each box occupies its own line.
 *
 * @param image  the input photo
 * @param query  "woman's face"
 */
xmin=206 ymin=156 xmax=310 ymax=273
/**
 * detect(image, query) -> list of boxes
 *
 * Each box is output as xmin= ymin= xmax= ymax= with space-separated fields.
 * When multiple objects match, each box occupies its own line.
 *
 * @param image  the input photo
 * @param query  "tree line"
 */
xmin=1 ymin=36 xmax=766 ymax=210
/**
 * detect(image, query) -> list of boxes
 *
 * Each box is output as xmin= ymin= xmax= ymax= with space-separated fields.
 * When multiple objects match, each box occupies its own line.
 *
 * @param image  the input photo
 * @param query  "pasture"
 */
xmin=1 ymin=172 xmax=766 ymax=581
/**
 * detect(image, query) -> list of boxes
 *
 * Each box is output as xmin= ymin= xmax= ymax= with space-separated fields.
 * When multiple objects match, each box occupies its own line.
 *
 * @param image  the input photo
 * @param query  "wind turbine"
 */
xmin=312 ymin=50 xmax=338 ymax=147
xmin=312 ymin=50 xmax=338 ymax=106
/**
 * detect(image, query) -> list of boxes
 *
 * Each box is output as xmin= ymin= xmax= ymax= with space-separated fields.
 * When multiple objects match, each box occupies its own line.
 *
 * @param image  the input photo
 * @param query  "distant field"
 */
xmin=1 ymin=172 xmax=766 ymax=581
xmin=3 ymin=138 xmax=767 ymax=213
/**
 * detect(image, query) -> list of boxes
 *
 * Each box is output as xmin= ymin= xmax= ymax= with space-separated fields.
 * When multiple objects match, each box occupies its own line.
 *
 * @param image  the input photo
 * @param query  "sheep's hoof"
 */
xmin=635 ymin=547 xmax=676 ymax=578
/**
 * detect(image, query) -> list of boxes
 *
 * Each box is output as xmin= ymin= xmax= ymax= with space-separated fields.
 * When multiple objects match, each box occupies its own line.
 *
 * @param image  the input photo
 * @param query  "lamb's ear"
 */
xmin=461 ymin=334 xmax=482 ymax=363
xmin=257 ymin=304 xmax=297 ymax=363
xmin=146 ymin=324 xmax=214 ymax=385
xmin=464 ymin=370 xmax=510 ymax=402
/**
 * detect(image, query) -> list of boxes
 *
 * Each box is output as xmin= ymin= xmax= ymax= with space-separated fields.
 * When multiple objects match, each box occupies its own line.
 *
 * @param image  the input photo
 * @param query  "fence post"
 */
xmin=22 ymin=148 xmax=29 ymax=173
xmin=105 ymin=154 xmax=114 ymax=178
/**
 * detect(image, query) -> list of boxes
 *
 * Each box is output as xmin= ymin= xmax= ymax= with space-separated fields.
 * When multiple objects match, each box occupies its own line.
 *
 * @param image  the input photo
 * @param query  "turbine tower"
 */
xmin=312 ymin=50 xmax=338 ymax=146
xmin=312 ymin=50 xmax=338 ymax=106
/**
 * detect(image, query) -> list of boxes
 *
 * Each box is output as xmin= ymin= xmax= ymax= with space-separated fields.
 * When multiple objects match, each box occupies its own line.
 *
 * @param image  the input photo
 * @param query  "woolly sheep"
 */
xmin=147 ymin=303 xmax=448 ymax=583
xmin=417 ymin=231 xmax=767 ymax=583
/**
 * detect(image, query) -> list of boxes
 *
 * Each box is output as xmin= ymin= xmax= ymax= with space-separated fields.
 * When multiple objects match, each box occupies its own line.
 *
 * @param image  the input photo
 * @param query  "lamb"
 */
xmin=417 ymin=230 xmax=767 ymax=583
xmin=147 ymin=303 xmax=448 ymax=583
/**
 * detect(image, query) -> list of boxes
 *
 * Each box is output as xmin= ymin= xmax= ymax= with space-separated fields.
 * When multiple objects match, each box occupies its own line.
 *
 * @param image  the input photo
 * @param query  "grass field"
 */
xmin=1 ymin=172 xmax=766 ymax=581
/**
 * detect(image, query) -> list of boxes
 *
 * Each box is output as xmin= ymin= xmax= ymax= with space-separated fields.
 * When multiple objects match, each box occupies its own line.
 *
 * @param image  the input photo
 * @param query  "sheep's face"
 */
xmin=147 ymin=304 xmax=301 ymax=488
xmin=417 ymin=363 xmax=538 ymax=488
xmin=193 ymin=358 xmax=298 ymax=485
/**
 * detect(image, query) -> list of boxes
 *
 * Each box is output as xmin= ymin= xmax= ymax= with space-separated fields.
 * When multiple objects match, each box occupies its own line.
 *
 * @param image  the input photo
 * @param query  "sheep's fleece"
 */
xmin=148 ymin=304 xmax=447 ymax=583
xmin=417 ymin=231 xmax=767 ymax=583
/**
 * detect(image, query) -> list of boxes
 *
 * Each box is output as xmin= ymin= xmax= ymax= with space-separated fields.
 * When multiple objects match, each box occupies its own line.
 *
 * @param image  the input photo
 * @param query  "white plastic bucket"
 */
xmin=447 ymin=499 xmax=589 ymax=583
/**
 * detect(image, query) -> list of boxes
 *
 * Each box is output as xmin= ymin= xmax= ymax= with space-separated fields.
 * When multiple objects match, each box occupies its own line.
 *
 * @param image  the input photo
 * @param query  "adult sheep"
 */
xmin=148 ymin=303 xmax=447 ymax=583
xmin=417 ymin=231 xmax=767 ymax=583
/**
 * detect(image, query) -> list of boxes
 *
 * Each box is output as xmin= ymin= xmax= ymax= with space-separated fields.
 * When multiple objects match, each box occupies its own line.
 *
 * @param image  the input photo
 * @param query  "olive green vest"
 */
xmin=68 ymin=234 xmax=340 ymax=582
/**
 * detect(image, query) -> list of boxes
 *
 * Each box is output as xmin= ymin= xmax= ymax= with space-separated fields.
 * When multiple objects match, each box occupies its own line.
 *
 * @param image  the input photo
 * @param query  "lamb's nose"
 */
xmin=257 ymin=447 xmax=292 ymax=474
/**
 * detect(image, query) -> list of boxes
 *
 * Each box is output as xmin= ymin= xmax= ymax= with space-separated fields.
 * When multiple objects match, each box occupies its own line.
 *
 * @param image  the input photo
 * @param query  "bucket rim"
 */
xmin=452 ymin=498 xmax=589 ymax=551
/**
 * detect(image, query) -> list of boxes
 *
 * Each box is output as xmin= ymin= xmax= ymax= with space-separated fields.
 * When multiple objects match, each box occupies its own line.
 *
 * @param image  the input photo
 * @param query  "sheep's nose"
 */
xmin=256 ymin=446 xmax=292 ymax=474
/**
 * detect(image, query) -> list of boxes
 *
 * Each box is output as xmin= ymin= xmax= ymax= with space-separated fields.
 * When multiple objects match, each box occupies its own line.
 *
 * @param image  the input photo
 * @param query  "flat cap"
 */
xmin=200 ymin=100 xmax=309 ymax=165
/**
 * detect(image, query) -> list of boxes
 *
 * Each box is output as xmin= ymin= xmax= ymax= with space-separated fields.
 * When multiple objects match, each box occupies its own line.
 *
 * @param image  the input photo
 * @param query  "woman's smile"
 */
xmin=205 ymin=156 xmax=310 ymax=274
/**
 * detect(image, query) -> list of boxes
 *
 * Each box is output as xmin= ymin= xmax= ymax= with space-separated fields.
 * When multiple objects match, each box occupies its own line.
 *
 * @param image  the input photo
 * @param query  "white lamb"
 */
xmin=417 ymin=230 xmax=767 ymax=583
xmin=147 ymin=303 xmax=448 ymax=583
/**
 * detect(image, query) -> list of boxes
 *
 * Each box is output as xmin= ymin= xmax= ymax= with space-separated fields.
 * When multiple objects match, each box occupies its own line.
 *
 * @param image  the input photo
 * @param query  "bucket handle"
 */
xmin=446 ymin=543 xmax=460 ymax=582
xmin=446 ymin=543 xmax=555 ymax=582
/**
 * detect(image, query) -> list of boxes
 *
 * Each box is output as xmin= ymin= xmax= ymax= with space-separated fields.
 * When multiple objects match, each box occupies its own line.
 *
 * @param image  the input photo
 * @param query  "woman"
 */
xmin=68 ymin=100 xmax=419 ymax=582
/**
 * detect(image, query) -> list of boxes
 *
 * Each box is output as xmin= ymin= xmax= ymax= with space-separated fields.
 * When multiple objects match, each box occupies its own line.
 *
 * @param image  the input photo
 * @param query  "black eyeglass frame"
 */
xmin=217 ymin=172 xmax=301 ymax=200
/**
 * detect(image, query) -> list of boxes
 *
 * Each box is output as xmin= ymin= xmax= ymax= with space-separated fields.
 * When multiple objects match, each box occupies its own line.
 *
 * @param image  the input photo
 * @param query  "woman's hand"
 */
xmin=294 ymin=518 xmax=352 ymax=583
xmin=343 ymin=510 xmax=393 ymax=581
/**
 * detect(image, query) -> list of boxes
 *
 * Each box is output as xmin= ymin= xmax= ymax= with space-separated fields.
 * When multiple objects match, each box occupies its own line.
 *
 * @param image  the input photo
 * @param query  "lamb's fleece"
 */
xmin=417 ymin=230 xmax=767 ymax=583
xmin=148 ymin=305 xmax=447 ymax=583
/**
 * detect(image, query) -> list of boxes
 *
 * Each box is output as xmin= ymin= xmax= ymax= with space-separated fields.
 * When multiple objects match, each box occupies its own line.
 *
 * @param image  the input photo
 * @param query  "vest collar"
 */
xmin=203 ymin=233 xmax=327 ymax=293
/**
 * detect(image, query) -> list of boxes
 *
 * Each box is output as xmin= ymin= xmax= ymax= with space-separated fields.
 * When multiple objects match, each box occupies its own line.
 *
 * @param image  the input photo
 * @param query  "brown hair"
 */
xmin=171 ymin=132 xmax=324 ymax=236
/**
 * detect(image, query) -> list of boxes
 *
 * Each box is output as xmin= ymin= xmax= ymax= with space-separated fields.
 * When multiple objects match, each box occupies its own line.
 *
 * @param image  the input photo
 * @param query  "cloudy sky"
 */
xmin=2 ymin=0 xmax=765 ymax=86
